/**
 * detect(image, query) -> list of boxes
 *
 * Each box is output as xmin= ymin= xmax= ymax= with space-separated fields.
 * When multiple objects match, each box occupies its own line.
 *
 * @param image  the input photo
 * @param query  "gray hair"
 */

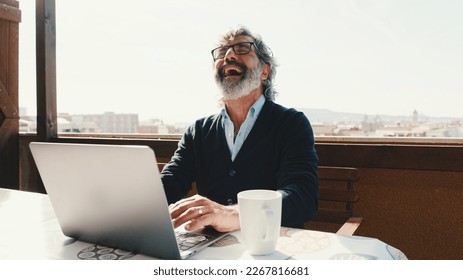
xmin=217 ymin=26 xmax=278 ymax=101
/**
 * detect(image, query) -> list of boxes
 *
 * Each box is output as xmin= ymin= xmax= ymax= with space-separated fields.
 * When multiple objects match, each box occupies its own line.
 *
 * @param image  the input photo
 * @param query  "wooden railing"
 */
xmin=17 ymin=133 xmax=463 ymax=259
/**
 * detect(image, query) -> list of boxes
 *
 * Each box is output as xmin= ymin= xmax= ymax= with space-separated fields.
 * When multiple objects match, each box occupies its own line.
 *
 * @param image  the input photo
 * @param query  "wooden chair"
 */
xmin=304 ymin=166 xmax=364 ymax=235
xmin=158 ymin=163 xmax=363 ymax=235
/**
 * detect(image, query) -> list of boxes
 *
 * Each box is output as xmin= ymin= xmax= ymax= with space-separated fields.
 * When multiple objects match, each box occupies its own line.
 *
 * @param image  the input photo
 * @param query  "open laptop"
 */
xmin=29 ymin=142 xmax=227 ymax=260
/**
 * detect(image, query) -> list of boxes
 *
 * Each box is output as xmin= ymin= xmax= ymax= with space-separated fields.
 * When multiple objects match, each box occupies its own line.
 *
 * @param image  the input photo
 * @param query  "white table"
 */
xmin=0 ymin=188 xmax=406 ymax=260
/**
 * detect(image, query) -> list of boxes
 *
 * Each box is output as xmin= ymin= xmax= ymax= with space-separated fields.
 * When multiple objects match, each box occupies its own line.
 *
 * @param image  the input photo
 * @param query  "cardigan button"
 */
xmin=228 ymin=169 xmax=236 ymax=176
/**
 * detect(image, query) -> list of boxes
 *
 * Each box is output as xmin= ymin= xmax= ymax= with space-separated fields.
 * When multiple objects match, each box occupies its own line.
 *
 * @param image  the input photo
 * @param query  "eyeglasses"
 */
xmin=211 ymin=42 xmax=256 ymax=61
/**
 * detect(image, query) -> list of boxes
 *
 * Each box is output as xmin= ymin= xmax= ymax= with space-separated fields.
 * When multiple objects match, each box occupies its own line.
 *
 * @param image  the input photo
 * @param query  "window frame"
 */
xmin=33 ymin=1 xmax=463 ymax=175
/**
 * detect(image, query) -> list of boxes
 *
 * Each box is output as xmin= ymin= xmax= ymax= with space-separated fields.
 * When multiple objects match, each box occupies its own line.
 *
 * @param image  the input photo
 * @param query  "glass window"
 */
xmin=19 ymin=0 xmax=463 ymax=137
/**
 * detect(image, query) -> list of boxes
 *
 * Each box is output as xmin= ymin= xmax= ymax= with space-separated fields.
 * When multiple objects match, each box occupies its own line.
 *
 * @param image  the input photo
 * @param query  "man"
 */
xmin=161 ymin=26 xmax=318 ymax=232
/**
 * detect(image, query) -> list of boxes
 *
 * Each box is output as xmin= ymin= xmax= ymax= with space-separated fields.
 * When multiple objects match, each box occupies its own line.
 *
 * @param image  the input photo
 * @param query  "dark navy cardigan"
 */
xmin=161 ymin=100 xmax=319 ymax=228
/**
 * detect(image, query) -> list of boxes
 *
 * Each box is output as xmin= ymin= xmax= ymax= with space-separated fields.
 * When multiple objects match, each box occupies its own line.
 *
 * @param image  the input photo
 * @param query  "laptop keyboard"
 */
xmin=176 ymin=232 xmax=211 ymax=251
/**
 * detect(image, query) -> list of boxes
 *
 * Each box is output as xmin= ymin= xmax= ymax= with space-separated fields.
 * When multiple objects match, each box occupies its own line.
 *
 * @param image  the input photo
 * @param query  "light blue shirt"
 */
xmin=221 ymin=95 xmax=266 ymax=161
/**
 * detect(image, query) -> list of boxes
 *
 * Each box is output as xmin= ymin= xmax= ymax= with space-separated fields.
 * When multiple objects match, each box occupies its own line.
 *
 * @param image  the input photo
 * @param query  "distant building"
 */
xmin=58 ymin=115 xmax=100 ymax=133
xmin=19 ymin=119 xmax=36 ymax=133
xmin=412 ymin=109 xmax=418 ymax=123
xmin=312 ymin=124 xmax=336 ymax=136
xmin=137 ymin=118 xmax=169 ymax=134
xmin=59 ymin=112 xmax=139 ymax=133
xmin=361 ymin=115 xmax=383 ymax=133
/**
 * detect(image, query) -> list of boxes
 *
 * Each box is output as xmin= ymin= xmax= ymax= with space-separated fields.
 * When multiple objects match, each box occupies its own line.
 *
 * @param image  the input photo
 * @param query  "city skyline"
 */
xmin=18 ymin=0 xmax=463 ymax=123
xmin=19 ymin=107 xmax=462 ymax=138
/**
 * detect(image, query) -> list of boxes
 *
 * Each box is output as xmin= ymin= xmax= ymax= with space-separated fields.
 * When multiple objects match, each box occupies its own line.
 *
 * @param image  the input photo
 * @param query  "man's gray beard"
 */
xmin=216 ymin=64 xmax=262 ymax=100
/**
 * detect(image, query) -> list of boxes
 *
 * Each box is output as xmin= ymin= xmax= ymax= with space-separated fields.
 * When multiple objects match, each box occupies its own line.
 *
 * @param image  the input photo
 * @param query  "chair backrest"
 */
xmin=158 ymin=163 xmax=166 ymax=172
xmin=311 ymin=166 xmax=361 ymax=225
xmin=159 ymin=163 xmax=362 ymax=230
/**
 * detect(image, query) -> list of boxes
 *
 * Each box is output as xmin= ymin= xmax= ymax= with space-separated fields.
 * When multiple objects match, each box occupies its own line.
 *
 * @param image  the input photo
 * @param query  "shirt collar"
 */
xmin=220 ymin=94 xmax=266 ymax=120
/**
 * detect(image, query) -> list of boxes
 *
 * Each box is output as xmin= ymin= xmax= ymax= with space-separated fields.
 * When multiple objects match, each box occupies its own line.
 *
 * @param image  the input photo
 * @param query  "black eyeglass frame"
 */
xmin=211 ymin=42 xmax=257 ymax=61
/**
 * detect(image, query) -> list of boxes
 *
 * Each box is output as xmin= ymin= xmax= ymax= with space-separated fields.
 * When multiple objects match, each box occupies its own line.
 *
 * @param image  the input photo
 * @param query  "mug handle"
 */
xmin=263 ymin=206 xmax=275 ymax=241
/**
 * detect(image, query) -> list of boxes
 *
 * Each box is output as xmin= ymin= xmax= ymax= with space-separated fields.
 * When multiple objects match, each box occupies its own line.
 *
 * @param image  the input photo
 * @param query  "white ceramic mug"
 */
xmin=237 ymin=189 xmax=282 ymax=255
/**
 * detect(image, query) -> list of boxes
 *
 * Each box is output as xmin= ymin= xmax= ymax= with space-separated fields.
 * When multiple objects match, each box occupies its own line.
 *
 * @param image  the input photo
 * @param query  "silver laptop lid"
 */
xmin=29 ymin=142 xmax=182 ymax=259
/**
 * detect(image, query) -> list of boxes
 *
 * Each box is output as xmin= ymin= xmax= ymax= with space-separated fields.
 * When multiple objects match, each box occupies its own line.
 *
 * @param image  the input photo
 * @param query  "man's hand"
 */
xmin=169 ymin=195 xmax=240 ymax=232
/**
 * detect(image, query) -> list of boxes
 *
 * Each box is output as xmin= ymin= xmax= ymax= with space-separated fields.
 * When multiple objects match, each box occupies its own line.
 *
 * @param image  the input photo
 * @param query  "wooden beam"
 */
xmin=36 ymin=0 xmax=57 ymax=141
xmin=0 ymin=80 xmax=19 ymax=148
xmin=53 ymin=136 xmax=463 ymax=172
xmin=316 ymin=143 xmax=463 ymax=172
xmin=0 ymin=0 xmax=21 ymax=22
xmin=0 ymin=0 xmax=19 ymax=8
xmin=0 ymin=0 xmax=19 ymax=189
xmin=0 ymin=80 xmax=19 ymax=118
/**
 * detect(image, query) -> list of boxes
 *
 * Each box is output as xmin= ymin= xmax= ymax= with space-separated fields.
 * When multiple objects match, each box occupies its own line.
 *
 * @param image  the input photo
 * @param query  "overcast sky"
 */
xmin=19 ymin=0 xmax=463 ymax=122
